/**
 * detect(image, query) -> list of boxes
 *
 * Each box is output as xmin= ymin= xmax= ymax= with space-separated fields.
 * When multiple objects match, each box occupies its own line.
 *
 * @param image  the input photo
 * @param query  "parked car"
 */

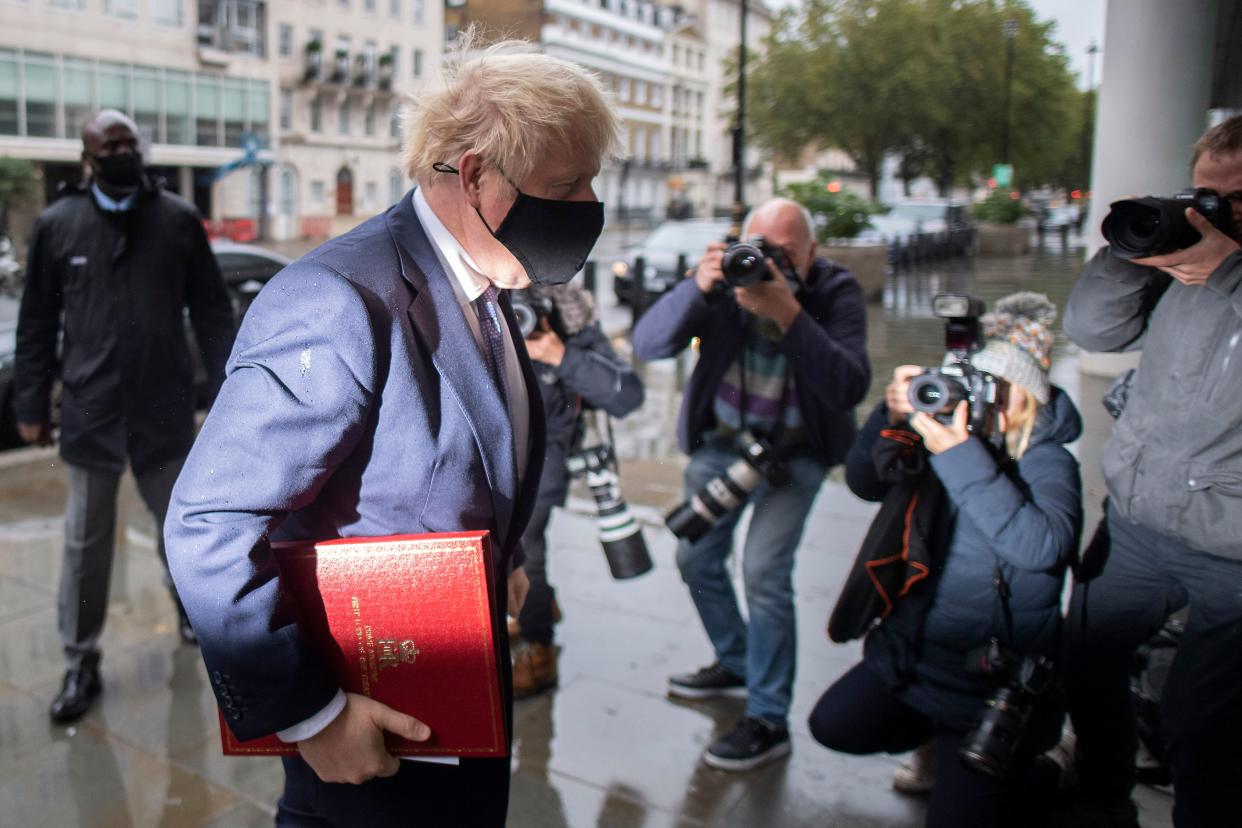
xmin=612 ymin=218 xmax=733 ymax=305
xmin=861 ymin=198 xmax=976 ymax=264
xmin=0 ymin=240 xmax=291 ymax=450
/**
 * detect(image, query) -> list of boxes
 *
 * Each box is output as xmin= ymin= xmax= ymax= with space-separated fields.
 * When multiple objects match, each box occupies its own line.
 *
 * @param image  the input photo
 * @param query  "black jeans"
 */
xmin=1066 ymin=504 xmax=1242 ymax=828
xmin=517 ymin=500 xmax=556 ymax=645
xmin=809 ymin=662 xmax=1037 ymax=828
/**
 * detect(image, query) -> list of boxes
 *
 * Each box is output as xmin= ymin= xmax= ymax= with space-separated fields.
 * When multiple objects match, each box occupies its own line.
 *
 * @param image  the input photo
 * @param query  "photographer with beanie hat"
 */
xmin=809 ymin=293 xmax=1083 ymax=828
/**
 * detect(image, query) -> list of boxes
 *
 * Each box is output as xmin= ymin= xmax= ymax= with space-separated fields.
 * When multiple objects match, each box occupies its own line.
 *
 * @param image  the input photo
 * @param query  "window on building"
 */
xmin=388 ymin=45 xmax=399 ymax=77
xmin=412 ymin=49 xmax=423 ymax=78
xmin=635 ymin=81 xmax=646 ymax=105
xmin=309 ymin=94 xmax=322 ymax=132
xmin=49 ymin=0 xmax=85 ymax=9
xmin=61 ymin=57 xmax=94 ymax=139
xmin=166 ymin=71 xmax=192 ymax=144
xmin=0 ymin=51 xmax=19 ymax=136
xmin=22 ymin=55 xmax=55 ymax=138
xmin=153 ymin=0 xmax=183 ymax=26
xmin=365 ymin=0 xmax=376 ymax=13
xmin=338 ymin=100 xmax=350 ymax=135
xmin=310 ymin=180 xmax=325 ymax=206
xmin=104 ymin=0 xmax=139 ymax=19
xmin=250 ymin=80 xmax=269 ymax=143
xmin=365 ymin=180 xmax=378 ymax=207
xmin=364 ymin=102 xmax=376 ymax=136
xmin=618 ymin=77 xmax=630 ymax=103
xmin=279 ymin=24 xmax=293 ymax=57
xmin=390 ymin=107 xmax=401 ymax=139
xmin=223 ymin=81 xmax=247 ymax=146
xmin=195 ymin=76 xmax=220 ymax=146
xmin=338 ymin=0 xmax=349 ymax=8
xmin=388 ymin=168 xmax=403 ymax=204
xmin=412 ymin=0 xmax=424 ymax=25
xmin=698 ymin=51 xmax=705 ymax=71
xmin=390 ymin=0 xmax=400 ymax=18
xmin=279 ymin=166 xmax=298 ymax=216
xmin=133 ymin=69 xmax=160 ymax=143
xmin=650 ymin=84 xmax=663 ymax=108
xmin=279 ymin=88 xmax=293 ymax=131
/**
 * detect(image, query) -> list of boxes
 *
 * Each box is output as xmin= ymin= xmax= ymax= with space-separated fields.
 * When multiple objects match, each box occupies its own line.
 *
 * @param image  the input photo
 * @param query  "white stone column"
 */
xmin=1080 ymin=0 xmax=1217 ymax=376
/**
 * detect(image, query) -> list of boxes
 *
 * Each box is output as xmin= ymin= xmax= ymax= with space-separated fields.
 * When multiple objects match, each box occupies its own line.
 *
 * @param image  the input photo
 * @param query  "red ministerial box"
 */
xmin=219 ymin=531 xmax=506 ymax=758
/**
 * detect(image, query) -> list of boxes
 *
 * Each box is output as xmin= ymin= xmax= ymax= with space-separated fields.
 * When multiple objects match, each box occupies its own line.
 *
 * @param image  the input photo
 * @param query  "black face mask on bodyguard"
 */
xmin=433 ymin=161 xmax=605 ymax=286
xmin=92 ymin=152 xmax=144 ymax=189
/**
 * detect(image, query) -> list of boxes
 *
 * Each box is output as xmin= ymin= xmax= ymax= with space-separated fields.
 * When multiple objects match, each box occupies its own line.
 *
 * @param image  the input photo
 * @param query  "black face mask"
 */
xmin=92 ymin=152 xmax=144 ymax=189
xmin=433 ymin=162 xmax=604 ymax=286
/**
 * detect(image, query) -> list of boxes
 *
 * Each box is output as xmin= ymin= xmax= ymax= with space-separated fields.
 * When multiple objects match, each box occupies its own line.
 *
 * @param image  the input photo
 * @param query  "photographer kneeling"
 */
xmin=810 ymin=293 xmax=1082 ymax=828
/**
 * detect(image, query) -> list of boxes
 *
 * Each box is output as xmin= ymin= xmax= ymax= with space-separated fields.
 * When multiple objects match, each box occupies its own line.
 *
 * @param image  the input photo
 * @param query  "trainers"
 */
xmin=668 ymin=662 xmax=747 ymax=700
xmin=512 ymin=642 xmax=558 ymax=700
xmin=892 ymin=741 xmax=936 ymax=795
xmin=702 ymin=716 xmax=791 ymax=771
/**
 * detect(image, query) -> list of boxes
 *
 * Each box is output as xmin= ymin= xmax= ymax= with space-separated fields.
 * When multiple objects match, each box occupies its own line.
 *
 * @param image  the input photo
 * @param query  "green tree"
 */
xmin=0 ymin=156 xmax=35 ymax=237
xmin=780 ymin=174 xmax=883 ymax=240
xmin=747 ymin=0 xmax=1085 ymax=197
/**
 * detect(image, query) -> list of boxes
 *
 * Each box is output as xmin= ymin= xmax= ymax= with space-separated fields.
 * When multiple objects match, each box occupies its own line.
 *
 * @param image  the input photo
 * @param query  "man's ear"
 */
xmin=458 ymin=151 xmax=486 ymax=210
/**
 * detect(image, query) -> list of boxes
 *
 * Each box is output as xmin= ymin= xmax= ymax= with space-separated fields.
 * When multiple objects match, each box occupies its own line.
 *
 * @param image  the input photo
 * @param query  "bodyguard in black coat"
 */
xmin=13 ymin=110 xmax=235 ymax=724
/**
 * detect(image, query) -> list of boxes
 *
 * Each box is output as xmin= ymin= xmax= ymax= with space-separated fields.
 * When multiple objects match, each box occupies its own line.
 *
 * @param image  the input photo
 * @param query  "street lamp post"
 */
xmin=731 ymin=0 xmax=749 ymax=235
xmin=1001 ymin=18 xmax=1018 ymax=165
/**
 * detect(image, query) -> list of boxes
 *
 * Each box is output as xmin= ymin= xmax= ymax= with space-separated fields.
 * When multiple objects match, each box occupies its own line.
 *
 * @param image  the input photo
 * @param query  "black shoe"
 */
xmin=49 ymin=664 xmax=102 ymax=724
xmin=177 ymin=612 xmax=198 ymax=646
xmin=668 ymin=662 xmax=747 ymax=700
xmin=703 ymin=716 xmax=791 ymax=771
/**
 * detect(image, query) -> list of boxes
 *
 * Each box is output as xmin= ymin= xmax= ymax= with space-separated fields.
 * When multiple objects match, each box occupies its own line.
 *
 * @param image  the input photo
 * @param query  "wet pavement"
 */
xmin=0 ymin=237 xmax=1174 ymax=826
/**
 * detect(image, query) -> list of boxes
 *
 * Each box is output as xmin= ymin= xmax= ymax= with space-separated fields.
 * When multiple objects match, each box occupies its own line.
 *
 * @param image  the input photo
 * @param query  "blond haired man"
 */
xmin=165 ymin=38 xmax=619 ymax=825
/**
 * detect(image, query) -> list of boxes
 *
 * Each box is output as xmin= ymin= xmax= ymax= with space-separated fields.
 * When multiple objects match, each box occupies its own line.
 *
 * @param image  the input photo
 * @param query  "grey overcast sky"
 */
xmin=1025 ymin=0 xmax=1106 ymax=88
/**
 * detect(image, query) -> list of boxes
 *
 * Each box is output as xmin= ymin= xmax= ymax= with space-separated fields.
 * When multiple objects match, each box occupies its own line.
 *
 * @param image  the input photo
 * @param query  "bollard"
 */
xmin=582 ymin=260 xmax=596 ymax=295
xmin=1059 ymin=224 xmax=1070 ymax=247
xmin=631 ymin=256 xmax=647 ymax=325
xmin=676 ymin=252 xmax=688 ymax=283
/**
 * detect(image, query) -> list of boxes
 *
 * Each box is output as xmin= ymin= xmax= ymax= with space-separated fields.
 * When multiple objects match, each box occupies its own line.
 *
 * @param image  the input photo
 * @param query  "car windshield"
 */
xmin=890 ymin=204 xmax=952 ymax=222
xmin=643 ymin=223 xmax=729 ymax=254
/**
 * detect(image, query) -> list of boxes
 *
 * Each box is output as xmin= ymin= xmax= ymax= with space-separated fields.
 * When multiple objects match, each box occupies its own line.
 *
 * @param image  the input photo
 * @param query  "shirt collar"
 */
xmin=91 ymin=182 xmax=138 ymax=213
xmin=412 ymin=187 xmax=491 ymax=302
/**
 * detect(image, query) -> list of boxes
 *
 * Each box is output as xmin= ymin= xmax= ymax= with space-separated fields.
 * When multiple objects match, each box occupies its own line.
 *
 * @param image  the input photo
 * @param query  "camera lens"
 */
xmin=908 ymin=373 xmax=968 ymax=415
xmin=1102 ymin=197 xmax=1205 ymax=259
xmin=721 ymin=242 xmax=769 ymax=287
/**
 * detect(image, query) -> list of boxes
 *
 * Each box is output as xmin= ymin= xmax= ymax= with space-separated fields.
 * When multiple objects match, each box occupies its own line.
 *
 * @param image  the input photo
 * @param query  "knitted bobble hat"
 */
xmin=970 ymin=292 xmax=1057 ymax=404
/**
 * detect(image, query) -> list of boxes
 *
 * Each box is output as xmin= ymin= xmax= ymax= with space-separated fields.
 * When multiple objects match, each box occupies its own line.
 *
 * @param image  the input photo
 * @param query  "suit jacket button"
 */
xmin=212 ymin=671 xmax=223 ymax=683
xmin=230 ymin=711 xmax=243 ymax=721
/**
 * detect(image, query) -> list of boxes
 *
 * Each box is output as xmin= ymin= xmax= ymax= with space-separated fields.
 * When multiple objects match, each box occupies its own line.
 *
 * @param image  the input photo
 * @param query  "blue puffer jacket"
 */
xmin=846 ymin=387 xmax=1083 ymax=733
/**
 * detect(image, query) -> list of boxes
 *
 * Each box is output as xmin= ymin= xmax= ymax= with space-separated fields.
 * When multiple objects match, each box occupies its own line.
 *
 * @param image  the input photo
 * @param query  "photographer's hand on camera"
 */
xmin=734 ymin=259 xmax=803 ymax=335
xmin=693 ymin=242 xmax=727 ymax=294
xmin=1132 ymin=207 xmax=1241 ymax=286
xmin=885 ymin=365 xmax=923 ymax=425
xmin=524 ymin=326 xmax=566 ymax=366
xmin=910 ymin=402 xmax=970 ymax=455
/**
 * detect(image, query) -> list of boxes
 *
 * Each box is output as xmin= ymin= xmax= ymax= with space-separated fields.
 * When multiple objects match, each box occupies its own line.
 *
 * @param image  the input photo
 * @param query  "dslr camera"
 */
xmin=906 ymin=294 xmax=1006 ymax=437
xmin=719 ymin=235 xmax=801 ymax=288
xmin=510 ymin=289 xmax=557 ymax=339
xmin=565 ymin=410 xmax=653 ymax=580
xmin=665 ymin=429 xmax=790 ymax=542
xmin=1101 ymin=187 xmax=1236 ymax=259
xmin=959 ymin=638 xmax=1058 ymax=779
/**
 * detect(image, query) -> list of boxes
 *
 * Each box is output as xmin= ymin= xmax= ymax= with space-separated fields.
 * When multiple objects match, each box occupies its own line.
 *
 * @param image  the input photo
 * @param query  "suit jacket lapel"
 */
xmin=498 ymin=292 xmax=546 ymax=546
xmin=385 ymin=191 xmax=519 ymax=544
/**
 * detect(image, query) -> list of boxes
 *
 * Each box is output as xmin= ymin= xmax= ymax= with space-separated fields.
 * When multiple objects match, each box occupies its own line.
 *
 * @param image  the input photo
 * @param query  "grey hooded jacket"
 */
xmin=1063 ymin=246 xmax=1242 ymax=560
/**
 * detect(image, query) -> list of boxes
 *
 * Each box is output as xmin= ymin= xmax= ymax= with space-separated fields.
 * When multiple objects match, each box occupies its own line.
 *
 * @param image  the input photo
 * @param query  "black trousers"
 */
xmin=516 ymin=501 xmax=556 ymax=646
xmin=1066 ymin=505 xmax=1242 ymax=828
xmin=809 ymin=662 xmax=1037 ymax=828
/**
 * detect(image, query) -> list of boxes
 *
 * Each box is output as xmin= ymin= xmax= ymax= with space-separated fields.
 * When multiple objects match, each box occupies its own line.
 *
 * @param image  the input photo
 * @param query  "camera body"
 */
xmin=566 ymin=414 xmax=653 ymax=580
xmin=959 ymin=638 xmax=1058 ymax=779
xmin=906 ymin=294 xmax=1006 ymax=437
xmin=1101 ymin=187 xmax=1236 ymax=259
xmin=720 ymin=235 xmax=800 ymax=288
xmin=665 ymin=429 xmax=790 ymax=542
xmin=510 ymin=289 xmax=557 ymax=338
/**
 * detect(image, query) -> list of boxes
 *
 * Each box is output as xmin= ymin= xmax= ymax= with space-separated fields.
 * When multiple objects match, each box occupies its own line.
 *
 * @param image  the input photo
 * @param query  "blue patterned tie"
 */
xmin=474 ymin=286 xmax=510 ymax=410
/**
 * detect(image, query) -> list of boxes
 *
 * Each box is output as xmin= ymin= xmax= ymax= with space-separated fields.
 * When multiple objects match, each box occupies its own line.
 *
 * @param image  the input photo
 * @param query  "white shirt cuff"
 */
xmin=276 ymin=689 xmax=347 ymax=743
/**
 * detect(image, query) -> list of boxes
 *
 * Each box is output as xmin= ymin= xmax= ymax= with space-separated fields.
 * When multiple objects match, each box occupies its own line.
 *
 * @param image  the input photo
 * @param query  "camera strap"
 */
xmin=736 ymin=342 xmax=794 ymax=452
xmin=990 ymin=562 xmax=1017 ymax=648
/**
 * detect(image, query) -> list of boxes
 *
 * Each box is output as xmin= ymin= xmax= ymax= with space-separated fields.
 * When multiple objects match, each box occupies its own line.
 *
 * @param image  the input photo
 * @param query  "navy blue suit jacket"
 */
xmin=165 ymin=191 xmax=545 ymax=741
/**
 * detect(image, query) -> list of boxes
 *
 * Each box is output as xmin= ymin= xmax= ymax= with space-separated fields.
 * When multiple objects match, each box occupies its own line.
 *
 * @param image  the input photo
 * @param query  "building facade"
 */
xmin=0 ymin=0 xmax=442 ymax=246
xmin=446 ymin=0 xmax=769 ymax=222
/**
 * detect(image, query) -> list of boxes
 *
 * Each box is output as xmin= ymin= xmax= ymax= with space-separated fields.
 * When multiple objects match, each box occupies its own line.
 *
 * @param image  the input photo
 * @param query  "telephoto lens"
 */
xmin=565 ymin=413 xmax=652 ymax=580
xmin=665 ymin=430 xmax=789 ymax=542
xmin=1101 ymin=188 xmax=1232 ymax=259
